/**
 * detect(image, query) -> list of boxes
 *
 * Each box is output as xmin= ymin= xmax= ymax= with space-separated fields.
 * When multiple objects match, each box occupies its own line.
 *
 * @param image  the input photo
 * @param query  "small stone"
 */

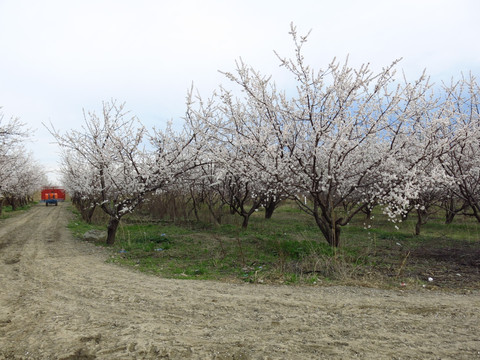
xmin=83 ymin=229 xmax=107 ymax=242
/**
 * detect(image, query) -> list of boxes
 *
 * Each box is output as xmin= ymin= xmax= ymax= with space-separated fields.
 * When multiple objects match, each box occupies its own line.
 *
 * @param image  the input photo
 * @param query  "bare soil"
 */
xmin=1 ymin=204 xmax=479 ymax=359
xmin=408 ymin=245 xmax=480 ymax=288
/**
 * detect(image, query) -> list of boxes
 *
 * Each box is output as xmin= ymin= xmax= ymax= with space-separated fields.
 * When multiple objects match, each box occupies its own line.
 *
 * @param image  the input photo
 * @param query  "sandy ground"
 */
xmin=0 ymin=203 xmax=479 ymax=360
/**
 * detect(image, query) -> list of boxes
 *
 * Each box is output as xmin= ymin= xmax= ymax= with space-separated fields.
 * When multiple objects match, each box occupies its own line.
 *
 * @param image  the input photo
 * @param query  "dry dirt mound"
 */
xmin=0 ymin=204 xmax=479 ymax=359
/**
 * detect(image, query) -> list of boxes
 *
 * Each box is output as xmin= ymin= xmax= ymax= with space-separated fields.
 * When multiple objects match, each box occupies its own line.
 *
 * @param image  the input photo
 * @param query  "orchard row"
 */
xmin=0 ymin=114 xmax=47 ymax=215
xmin=50 ymin=27 xmax=480 ymax=246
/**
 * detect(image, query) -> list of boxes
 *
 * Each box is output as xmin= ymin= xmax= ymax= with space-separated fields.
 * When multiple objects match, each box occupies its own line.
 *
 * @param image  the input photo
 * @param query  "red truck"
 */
xmin=41 ymin=187 xmax=66 ymax=206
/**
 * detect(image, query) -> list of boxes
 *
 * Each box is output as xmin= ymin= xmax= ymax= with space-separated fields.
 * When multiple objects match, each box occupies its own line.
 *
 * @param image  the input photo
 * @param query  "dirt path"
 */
xmin=0 ymin=203 xmax=479 ymax=359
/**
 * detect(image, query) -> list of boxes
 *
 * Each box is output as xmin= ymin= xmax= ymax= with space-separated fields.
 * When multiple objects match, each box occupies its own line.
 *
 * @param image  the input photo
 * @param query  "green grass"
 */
xmin=67 ymin=205 xmax=106 ymax=238
xmin=0 ymin=203 xmax=35 ymax=219
xmin=67 ymin=202 xmax=480 ymax=289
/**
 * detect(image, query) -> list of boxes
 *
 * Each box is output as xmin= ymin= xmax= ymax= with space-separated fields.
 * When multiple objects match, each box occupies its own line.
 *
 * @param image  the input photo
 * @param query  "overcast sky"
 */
xmin=1 ymin=0 xmax=479 ymax=184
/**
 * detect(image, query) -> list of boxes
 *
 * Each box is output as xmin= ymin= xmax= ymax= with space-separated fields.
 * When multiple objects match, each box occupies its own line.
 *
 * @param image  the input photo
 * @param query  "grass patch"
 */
xmin=67 ymin=202 xmax=480 ymax=290
xmin=0 ymin=203 xmax=35 ymax=219
xmin=67 ymin=205 xmax=106 ymax=239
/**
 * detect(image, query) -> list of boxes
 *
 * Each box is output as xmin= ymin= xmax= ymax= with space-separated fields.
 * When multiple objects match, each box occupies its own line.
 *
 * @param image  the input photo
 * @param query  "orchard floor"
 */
xmin=0 ymin=204 xmax=479 ymax=359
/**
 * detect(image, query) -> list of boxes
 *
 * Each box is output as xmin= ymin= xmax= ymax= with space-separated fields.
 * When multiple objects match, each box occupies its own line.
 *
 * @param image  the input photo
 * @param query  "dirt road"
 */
xmin=0 ymin=203 xmax=479 ymax=359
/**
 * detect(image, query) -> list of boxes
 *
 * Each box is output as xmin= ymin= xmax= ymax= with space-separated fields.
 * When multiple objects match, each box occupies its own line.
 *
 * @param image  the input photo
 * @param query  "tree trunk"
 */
xmin=471 ymin=204 xmax=480 ymax=224
xmin=415 ymin=209 xmax=428 ymax=236
xmin=325 ymin=225 xmax=341 ymax=247
xmin=444 ymin=198 xmax=456 ymax=224
xmin=241 ymin=214 xmax=249 ymax=229
xmin=106 ymin=217 xmax=120 ymax=245
xmin=81 ymin=204 xmax=96 ymax=224
xmin=415 ymin=215 xmax=422 ymax=235
xmin=264 ymin=199 xmax=277 ymax=219
xmin=363 ymin=206 xmax=372 ymax=220
xmin=11 ymin=198 xmax=17 ymax=211
xmin=86 ymin=206 xmax=96 ymax=224
xmin=190 ymin=190 xmax=201 ymax=222
xmin=445 ymin=210 xmax=455 ymax=224
xmin=239 ymin=201 xmax=262 ymax=229
xmin=313 ymin=211 xmax=341 ymax=247
xmin=316 ymin=223 xmax=341 ymax=247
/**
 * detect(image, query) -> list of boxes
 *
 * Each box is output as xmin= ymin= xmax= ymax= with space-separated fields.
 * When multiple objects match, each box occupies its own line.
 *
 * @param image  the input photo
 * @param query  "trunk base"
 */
xmin=106 ymin=217 xmax=120 ymax=245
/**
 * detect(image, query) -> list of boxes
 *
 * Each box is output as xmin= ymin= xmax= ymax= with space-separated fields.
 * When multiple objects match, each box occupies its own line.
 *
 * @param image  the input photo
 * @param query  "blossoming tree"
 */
xmin=52 ymin=100 xmax=198 ymax=244
xmin=187 ymin=24 xmax=452 ymax=246
xmin=0 ymin=111 xmax=45 ymax=213
xmin=438 ymin=75 xmax=480 ymax=222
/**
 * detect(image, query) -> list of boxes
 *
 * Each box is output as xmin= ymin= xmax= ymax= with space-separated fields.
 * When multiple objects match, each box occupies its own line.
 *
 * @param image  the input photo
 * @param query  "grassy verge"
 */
xmin=0 ymin=203 xmax=35 ymax=220
xmin=67 ymin=205 xmax=108 ymax=238
xmin=67 ymin=203 xmax=480 ymax=290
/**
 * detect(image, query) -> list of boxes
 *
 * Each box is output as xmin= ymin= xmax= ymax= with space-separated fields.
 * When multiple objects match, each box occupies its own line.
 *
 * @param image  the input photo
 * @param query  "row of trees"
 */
xmin=0 ymin=110 xmax=46 ymax=214
xmin=55 ymin=26 xmax=479 ymax=246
